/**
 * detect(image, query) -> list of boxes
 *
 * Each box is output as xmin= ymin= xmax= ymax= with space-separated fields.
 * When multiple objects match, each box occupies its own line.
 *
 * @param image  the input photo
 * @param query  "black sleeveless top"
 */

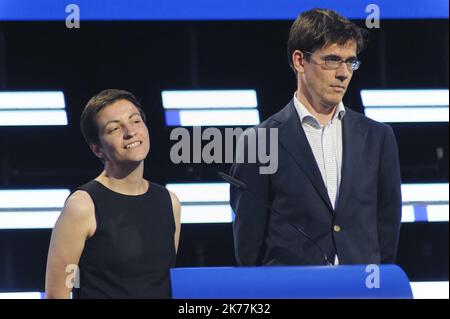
xmin=72 ymin=180 xmax=176 ymax=299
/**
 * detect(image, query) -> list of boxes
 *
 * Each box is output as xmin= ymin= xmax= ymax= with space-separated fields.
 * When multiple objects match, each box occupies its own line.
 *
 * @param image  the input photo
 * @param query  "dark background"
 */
xmin=0 ymin=19 xmax=448 ymax=291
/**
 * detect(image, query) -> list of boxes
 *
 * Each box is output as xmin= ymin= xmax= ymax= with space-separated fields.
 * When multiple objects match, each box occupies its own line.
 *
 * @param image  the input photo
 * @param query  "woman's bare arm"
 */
xmin=169 ymin=191 xmax=181 ymax=253
xmin=45 ymin=191 xmax=96 ymax=299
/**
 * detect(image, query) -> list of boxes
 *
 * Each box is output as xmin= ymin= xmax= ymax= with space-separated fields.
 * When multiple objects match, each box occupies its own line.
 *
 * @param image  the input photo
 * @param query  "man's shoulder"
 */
xmin=345 ymin=107 xmax=392 ymax=133
xmin=255 ymin=100 xmax=294 ymax=129
xmin=251 ymin=102 xmax=393 ymax=134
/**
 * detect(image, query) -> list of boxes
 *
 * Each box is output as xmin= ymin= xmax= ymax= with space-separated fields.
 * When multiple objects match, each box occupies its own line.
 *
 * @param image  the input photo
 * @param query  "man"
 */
xmin=46 ymin=89 xmax=181 ymax=298
xmin=230 ymin=8 xmax=402 ymax=266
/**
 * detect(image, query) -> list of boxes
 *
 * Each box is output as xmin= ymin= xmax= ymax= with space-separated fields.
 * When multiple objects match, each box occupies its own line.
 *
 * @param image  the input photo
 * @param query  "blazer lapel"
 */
xmin=277 ymin=101 xmax=334 ymax=213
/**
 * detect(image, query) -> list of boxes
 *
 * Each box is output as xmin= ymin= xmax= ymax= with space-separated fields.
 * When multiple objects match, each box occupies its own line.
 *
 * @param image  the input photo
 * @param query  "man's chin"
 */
xmin=322 ymin=100 xmax=342 ymax=109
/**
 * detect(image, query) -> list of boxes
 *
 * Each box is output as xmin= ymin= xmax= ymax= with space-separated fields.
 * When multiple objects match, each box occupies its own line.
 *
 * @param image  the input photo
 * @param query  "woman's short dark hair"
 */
xmin=80 ymin=89 xmax=146 ymax=145
xmin=287 ymin=8 xmax=368 ymax=73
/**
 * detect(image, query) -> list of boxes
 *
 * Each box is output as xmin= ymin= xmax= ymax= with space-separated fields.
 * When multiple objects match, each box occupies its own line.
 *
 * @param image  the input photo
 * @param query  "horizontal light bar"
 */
xmin=361 ymin=90 xmax=449 ymax=107
xmin=0 ymin=91 xmax=67 ymax=126
xmin=0 ymin=91 xmax=65 ymax=109
xmin=0 ymin=189 xmax=70 ymax=209
xmin=402 ymin=183 xmax=449 ymax=203
xmin=364 ymin=107 xmax=448 ymax=123
xmin=361 ymin=89 xmax=449 ymax=123
xmin=0 ymin=211 xmax=61 ymax=229
xmin=166 ymin=183 xmax=232 ymax=223
xmin=0 ymin=0 xmax=448 ymax=20
xmin=402 ymin=204 xmax=449 ymax=223
xmin=0 ymin=110 xmax=68 ymax=126
xmin=410 ymin=281 xmax=449 ymax=299
xmin=401 ymin=184 xmax=449 ymax=223
xmin=165 ymin=109 xmax=260 ymax=126
xmin=2 ymin=184 xmax=447 ymax=227
xmin=401 ymin=205 xmax=415 ymax=223
xmin=166 ymin=183 xmax=229 ymax=202
xmin=3 ymin=284 xmax=445 ymax=299
xmin=427 ymin=205 xmax=450 ymax=222
xmin=162 ymin=90 xmax=257 ymax=109
xmin=180 ymin=205 xmax=233 ymax=223
xmin=0 ymin=292 xmax=43 ymax=299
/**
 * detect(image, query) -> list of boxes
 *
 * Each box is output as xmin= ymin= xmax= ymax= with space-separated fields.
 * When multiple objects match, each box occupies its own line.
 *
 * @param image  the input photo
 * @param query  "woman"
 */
xmin=45 ymin=89 xmax=181 ymax=298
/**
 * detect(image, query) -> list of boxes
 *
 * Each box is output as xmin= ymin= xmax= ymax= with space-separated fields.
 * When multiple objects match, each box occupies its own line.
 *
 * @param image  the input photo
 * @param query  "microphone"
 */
xmin=219 ymin=171 xmax=332 ymax=266
xmin=218 ymin=172 xmax=248 ymax=191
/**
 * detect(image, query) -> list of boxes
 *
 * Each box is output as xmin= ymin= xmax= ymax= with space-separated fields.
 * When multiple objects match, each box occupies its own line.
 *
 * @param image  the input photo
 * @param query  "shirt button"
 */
xmin=333 ymin=225 xmax=341 ymax=232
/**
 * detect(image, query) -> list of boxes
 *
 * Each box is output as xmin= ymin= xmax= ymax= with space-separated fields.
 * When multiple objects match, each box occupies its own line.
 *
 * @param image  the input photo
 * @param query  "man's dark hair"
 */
xmin=80 ymin=89 xmax=146 ymax=145
xmin=287 ymin=8 xmax=369 ymax=73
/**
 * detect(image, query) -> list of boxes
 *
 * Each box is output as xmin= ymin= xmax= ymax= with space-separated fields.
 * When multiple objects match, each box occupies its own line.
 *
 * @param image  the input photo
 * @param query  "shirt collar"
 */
xmin=293 ymin=92 xmax=346 ymax=127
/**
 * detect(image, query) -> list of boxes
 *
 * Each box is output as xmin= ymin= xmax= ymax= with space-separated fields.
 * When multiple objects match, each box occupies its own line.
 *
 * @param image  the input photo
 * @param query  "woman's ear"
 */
xmin=90 ymin=143 xmax=105 ymax=161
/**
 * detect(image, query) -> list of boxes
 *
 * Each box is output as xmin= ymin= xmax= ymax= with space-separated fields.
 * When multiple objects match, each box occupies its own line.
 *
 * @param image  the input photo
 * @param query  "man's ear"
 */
xmin=90 ymin=143 xmax=105 ymax=161
xmin=292 ymin=50 xmax=306 ymax=74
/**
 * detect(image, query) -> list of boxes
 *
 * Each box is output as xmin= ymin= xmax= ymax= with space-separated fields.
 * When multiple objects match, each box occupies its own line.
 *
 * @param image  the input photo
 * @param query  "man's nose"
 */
xmin=336 ymin=62 xmax=351 ymax=81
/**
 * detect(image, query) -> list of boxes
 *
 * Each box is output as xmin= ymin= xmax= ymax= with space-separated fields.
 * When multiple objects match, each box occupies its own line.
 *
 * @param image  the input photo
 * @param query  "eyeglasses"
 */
xmin=303 ymin=51 xmax=361 ymax=71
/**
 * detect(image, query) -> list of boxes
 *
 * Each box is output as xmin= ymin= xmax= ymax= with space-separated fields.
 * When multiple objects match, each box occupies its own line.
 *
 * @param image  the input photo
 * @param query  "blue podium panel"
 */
xmin=170 ymin=265 xmax=413 ymax=299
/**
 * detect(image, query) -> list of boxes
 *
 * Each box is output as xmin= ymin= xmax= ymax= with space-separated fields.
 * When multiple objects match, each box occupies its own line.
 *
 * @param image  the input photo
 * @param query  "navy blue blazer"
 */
xmin=230 ymin=100 xmax=402 ymax=266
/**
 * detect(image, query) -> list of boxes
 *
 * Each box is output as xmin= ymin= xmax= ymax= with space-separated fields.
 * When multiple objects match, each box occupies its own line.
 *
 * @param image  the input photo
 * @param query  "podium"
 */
xmin=170 ymin=265 xmax=413 ymax=298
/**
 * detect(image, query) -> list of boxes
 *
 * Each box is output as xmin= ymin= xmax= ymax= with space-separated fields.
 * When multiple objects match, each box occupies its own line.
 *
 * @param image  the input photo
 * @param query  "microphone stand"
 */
xmin=219 ymin=172 xmax=332 ymax=266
